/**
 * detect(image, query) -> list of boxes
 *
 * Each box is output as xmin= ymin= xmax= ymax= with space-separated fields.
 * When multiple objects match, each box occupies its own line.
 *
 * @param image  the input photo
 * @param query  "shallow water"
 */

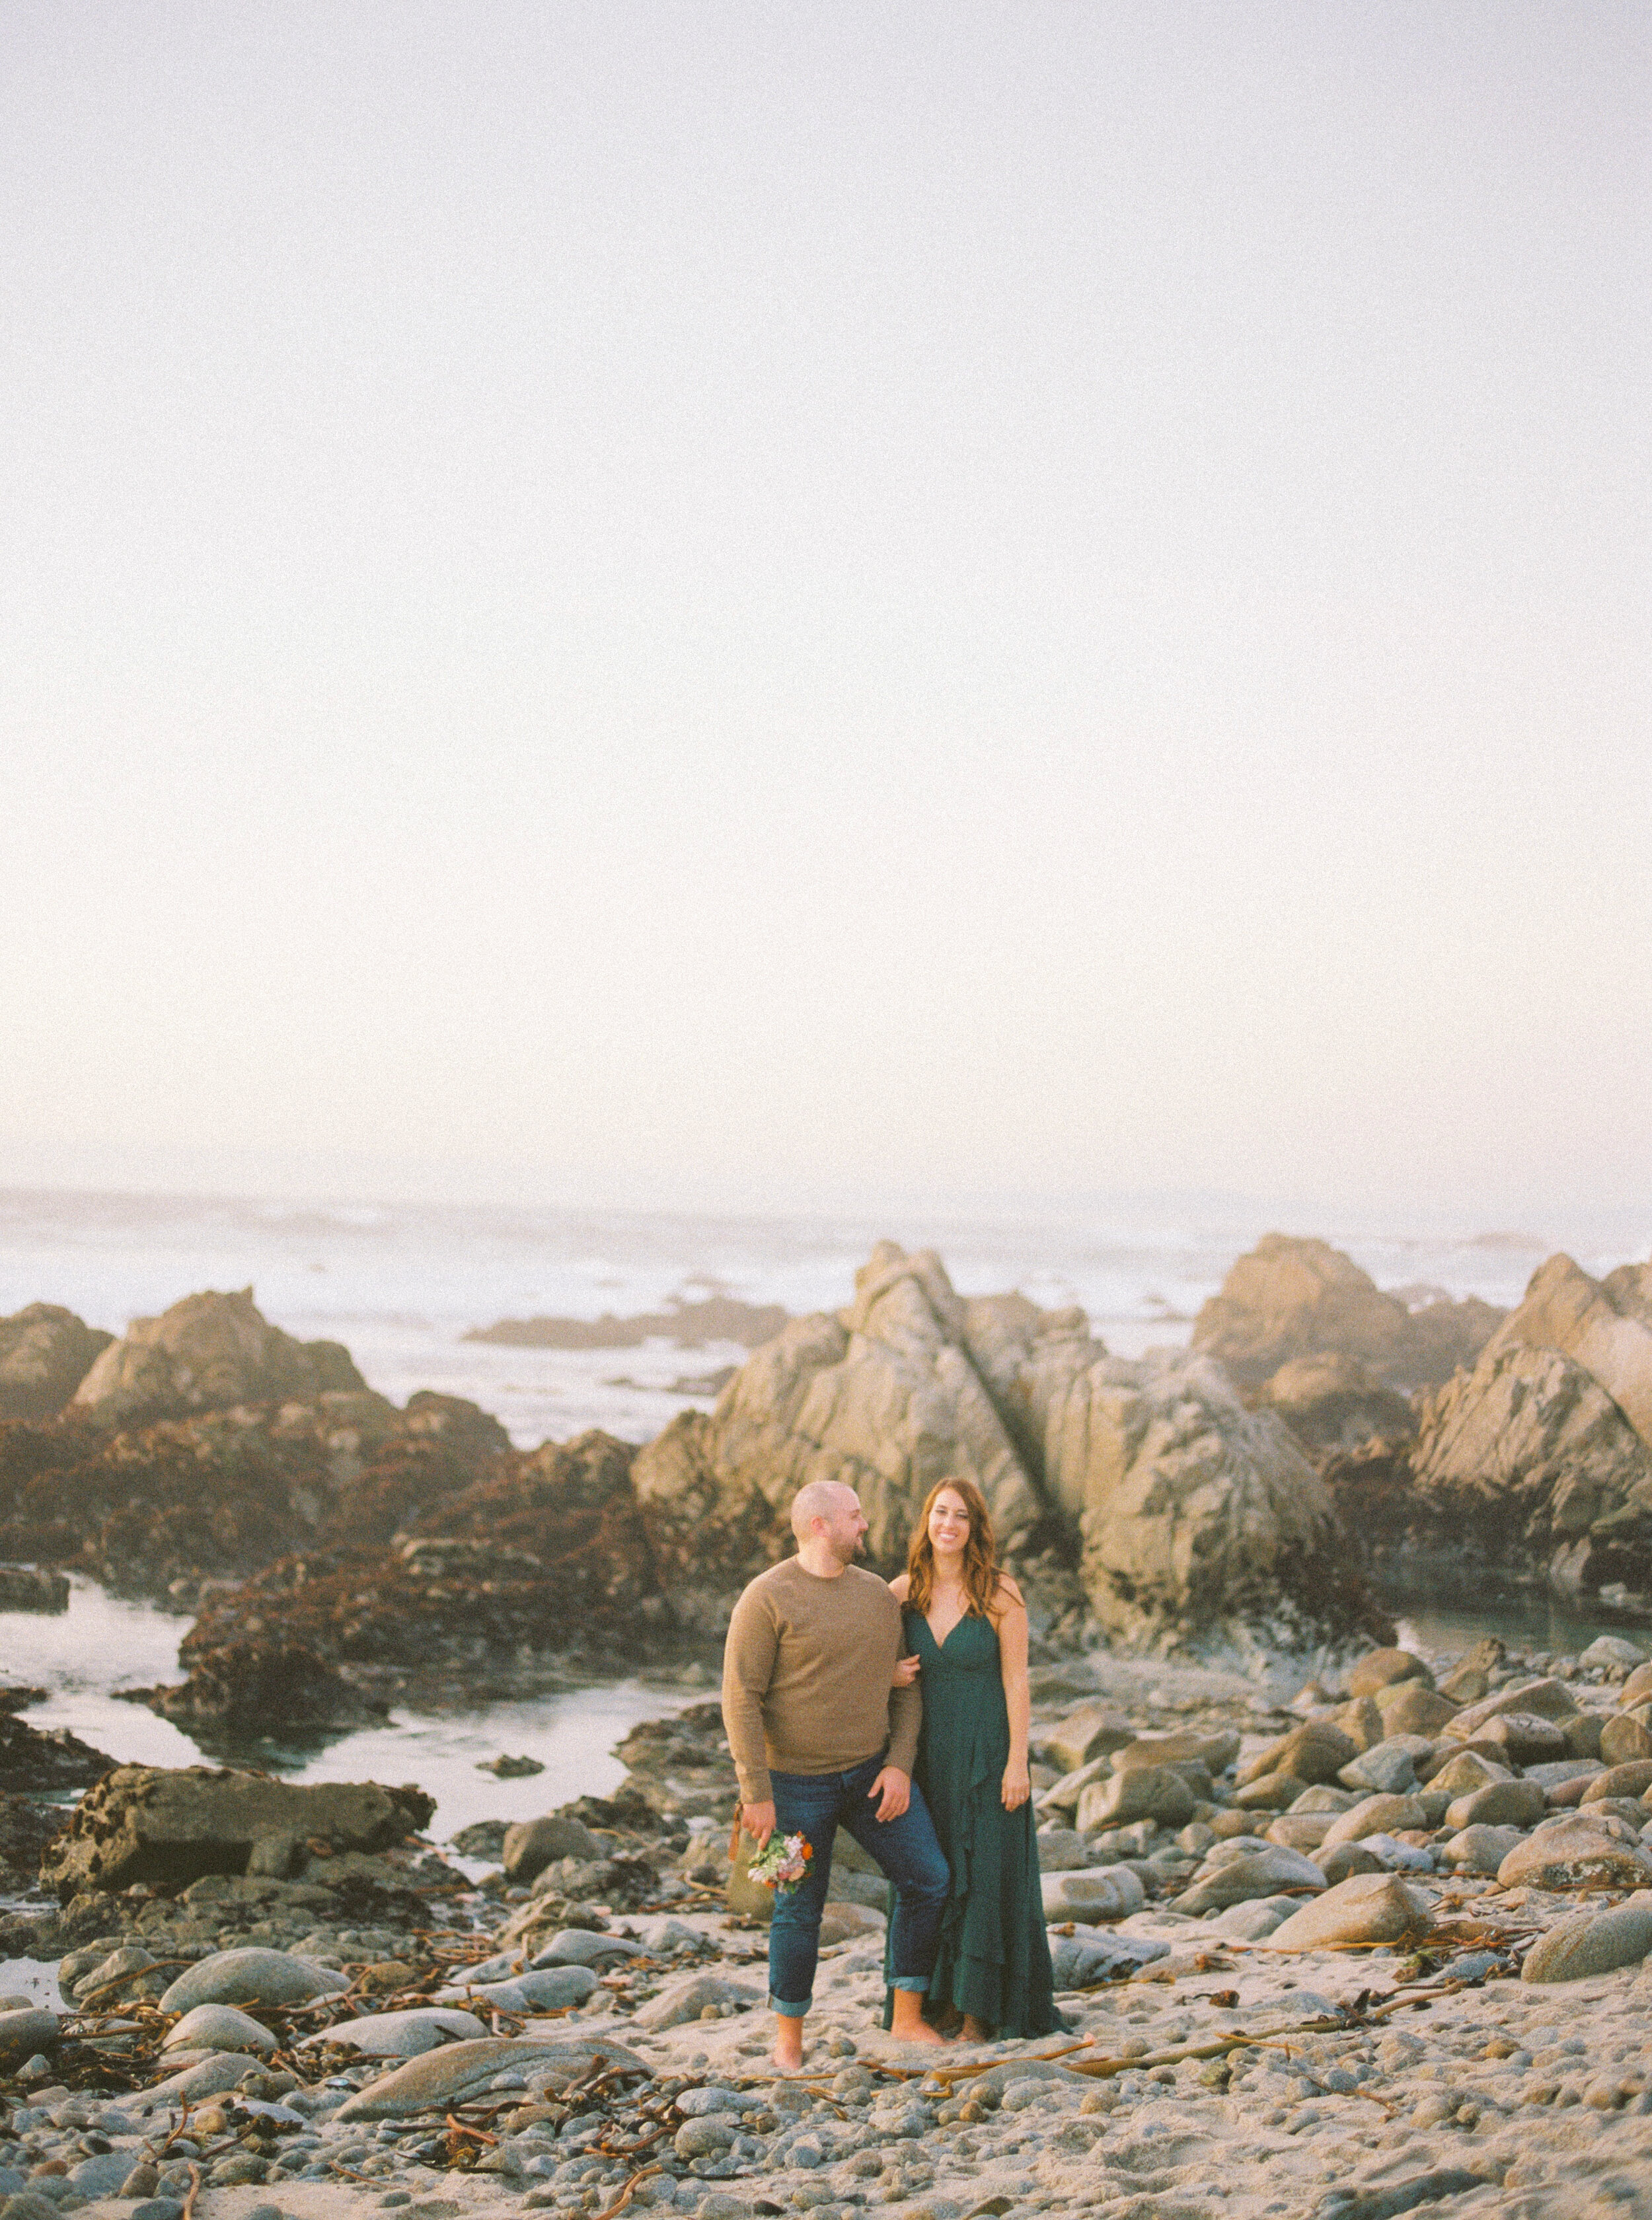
xmin=1 ymin=1580 xmax=700 ymax=1843
xmin=1376 ymin=1567 xmax=1641 ymax=1661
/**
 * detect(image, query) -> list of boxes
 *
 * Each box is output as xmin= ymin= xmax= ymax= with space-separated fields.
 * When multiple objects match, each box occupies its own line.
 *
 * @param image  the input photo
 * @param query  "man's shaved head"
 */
xmin=791 ymin=1479 xmax=856 ymax=1539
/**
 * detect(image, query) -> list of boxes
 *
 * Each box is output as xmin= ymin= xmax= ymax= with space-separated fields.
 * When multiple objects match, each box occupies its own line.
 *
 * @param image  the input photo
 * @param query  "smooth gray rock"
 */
xmin=133 ymin=2052 xmax=269 ymax=2110
xmin=299 ymin=2008 xmax=490 ymax=2056
xmin=1211 ymin=1896 xmax=1299 ymax=1939
xmin=71 ymin=2153 xmax=139 ymax=2198
xmin=1265 ymin=1873 xmax=1430 ymax=1950
xmin=159 ymin=1948 xmax=348 ymax=2015
xmin=439 ymin=1966 xmax=597 ymax=2011
xmin=1443 ymin=1778 xmax=1547 ymax=1830
xmin=0 ymin=2009 xmax=58 ymax=2062
xmin=502 ymin=1814 xmax=605 ymax=1882
xmin=1176 ymin=1845 xmax=1326 ymax=1913
xmin=631 ymin=1973 xmax=763 ymax=2031
xmin=675 ymin=2086 xmax=745 ymax=2118
xmin=336 ymin=2036 xmax=651 ymax=2120
xmin=531 ymin=1929 xmax=638 ymax=1968
xmin=1497 ymin=1816 xmax=1652 ymax=1890
xmin=1522 ymin=1899 xmax=1652 ymax=1983
xmin=1338 ymin=1738 xmax=1427 ymax=1794
xmin=1439 ymin=1824 xmax=1524 ymax=1875
xmin=1048 ymin=1928 xmax=1168 ymax=1986
xmin=161 ymin=2004 xmax=277 ymax=2057
xmin=675 ymin=2118 xmax=737 ymax=2160
xmin=1040 ymin=1865 xmax=1147 ymax=1921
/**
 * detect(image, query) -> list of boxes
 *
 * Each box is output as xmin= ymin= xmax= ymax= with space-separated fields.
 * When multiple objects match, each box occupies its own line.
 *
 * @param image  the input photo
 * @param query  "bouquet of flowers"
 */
xmin=745 ymin=1830 xmax=814 ymax=1896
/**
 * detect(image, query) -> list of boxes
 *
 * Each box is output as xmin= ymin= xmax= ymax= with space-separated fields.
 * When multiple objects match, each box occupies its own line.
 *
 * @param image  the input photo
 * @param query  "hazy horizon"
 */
xmin=5 ymin=3 xmax=1648 ymax=1226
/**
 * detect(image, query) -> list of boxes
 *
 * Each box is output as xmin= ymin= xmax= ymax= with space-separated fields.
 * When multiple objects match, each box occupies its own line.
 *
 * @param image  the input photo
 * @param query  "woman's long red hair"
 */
xmin=905 ymin=1475 xmax=1001 ymax=1617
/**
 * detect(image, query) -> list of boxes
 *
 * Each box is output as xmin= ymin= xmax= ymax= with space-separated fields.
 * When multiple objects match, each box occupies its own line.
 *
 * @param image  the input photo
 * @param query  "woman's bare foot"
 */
xmin=959 ymin=2015 xmax=991 ymax=2044
xmin=889 ymin=1992 xmax=952 ymax=2045
xmin=772 ymin=2015 xmax=806 ymax=2072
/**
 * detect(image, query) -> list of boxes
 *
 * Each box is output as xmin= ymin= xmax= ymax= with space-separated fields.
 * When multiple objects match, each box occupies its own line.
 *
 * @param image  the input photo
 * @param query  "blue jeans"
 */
xmin=766 ymin=1754 xmax=950 ymax=2016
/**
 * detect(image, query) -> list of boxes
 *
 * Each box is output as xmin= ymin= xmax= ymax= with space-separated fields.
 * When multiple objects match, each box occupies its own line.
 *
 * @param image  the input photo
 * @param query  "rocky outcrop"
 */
xmin=0 ymin=1711 xmax=114 ymax=1792
xmin=1390 ymin=1256 xmax=1652 ymax=1608
xmin=636 ymin=1243 xmax=1380 ymax=1653
xmin=1191 ymin=1235 xmax=1502 ymax=1393
xmin=145 ymin=1428 xmax=669 ymax=1711
xmin=0 ymin=1384 xmax=507 ymax=1603
xmin=0 ymin=1304 xmax=112 ymax=1420
xmin=633 ymin=1245 xmax=1047 ymax=1602
xmin=466 ymin=1294 xmax=788 ymax=1350
xmin=71 ymin=1287 xmax=368 ymax=1428
xmin=42 ymin=1764 xmax=436 ymax=1897
xmin=1484 ymin=1253 xmax=1652 ymax=1452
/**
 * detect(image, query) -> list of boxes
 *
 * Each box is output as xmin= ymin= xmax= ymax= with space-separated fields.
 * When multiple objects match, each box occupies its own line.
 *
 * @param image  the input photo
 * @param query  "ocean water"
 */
xmin=2 ymin=1578 xmax=700 ymax=1845
xmin=3 ymin=1186 xmax=1638 ymax=1450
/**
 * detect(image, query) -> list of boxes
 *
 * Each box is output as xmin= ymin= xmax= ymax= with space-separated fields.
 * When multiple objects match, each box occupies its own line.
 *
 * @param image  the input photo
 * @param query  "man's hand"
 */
xmin=868 ymin=1767 xmax=911 ymax=1823
xmin=741 ymin=1800 xmax=776 ymax=1849
xmin=891 ymin=1654 xmax=921 ymax=1689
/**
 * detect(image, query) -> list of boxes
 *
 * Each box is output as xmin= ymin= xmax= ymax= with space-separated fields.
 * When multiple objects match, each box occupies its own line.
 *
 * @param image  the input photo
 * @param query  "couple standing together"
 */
xmin=721 ymin=1474 xmax=1056 ymax=2070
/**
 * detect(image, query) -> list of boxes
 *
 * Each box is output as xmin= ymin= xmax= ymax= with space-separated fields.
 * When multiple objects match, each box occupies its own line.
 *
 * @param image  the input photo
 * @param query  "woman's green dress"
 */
xmin=884 ymin=1606 xmax=1057 ymax=2038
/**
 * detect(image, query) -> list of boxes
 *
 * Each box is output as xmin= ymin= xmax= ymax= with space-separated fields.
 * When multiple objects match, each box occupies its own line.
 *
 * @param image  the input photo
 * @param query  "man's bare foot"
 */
xmin=889 ymin=1994 xmax=952 ymax=2045
xmin=772 ymin=2014 xmax=806 ymax=2073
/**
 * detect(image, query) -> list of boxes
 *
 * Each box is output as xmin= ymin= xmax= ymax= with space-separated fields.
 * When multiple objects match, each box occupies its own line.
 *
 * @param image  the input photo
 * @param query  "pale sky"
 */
xmin=3 ymin=1 xmax=1647 ymax=1222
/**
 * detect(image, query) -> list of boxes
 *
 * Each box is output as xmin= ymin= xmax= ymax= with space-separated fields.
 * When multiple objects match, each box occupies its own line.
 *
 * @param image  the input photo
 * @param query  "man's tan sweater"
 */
xmin=722 ymin=1557 xmax=921 ymax=1803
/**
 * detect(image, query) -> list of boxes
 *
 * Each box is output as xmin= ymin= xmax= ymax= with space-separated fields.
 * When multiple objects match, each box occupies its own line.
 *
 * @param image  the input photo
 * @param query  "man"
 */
xmin=722 ymin=1477 xmax=951 ymax=2069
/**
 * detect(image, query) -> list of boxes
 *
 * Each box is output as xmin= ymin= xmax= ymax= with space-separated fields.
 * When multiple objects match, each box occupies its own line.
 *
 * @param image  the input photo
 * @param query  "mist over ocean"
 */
xmin=4 ymin=1187 xmax=1641 ymax=1452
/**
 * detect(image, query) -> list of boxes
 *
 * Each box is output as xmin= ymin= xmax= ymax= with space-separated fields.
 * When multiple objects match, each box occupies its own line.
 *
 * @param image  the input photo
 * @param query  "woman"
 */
xmin=884 ymin=1475 xmax=1057 ymax=2042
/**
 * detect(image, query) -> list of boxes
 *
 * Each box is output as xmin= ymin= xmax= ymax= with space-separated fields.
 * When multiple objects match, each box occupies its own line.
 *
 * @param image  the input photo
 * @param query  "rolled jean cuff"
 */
xmin=770 ymin=1995 xmax=811 ymax=2016
xmin=888 ymin=1976 xmax=930 ymax=1993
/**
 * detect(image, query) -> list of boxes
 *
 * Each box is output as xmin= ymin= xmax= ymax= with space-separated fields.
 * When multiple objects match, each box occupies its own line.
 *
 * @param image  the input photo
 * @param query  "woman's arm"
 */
xmin=993 ymin=1575 xmax=1031 ymax=1811
xmin=887 ymin=1572 xmax=920 ymax=1687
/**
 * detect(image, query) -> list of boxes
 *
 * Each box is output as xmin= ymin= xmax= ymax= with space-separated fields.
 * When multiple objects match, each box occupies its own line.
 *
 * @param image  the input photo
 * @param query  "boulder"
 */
xmin=1076 ymin=1765 xmax=1196 ymax=1833
xmin=160 ymin=2005 xmax=278 ymax=2055
xmin=301 ymin=2007 xmax=490 ymax=2055
xmin=336 ymin=2036 xmax=650 ymax=2120
xmin=1440 ymin=1825 xmax=1524 ymax=1876
xmin=0 ymin=2007 xmax=59 ymax=2063
xmin=0 ymin=1304 xmax=112 ymax=1420
xmin=1448 ymin=1678 xmax=1580 ymax=1733
xmin=1047 ymin=1929 xmax=1170 ymax=1986
xmin=1043 ymin=1703 xmax=1135 ymax=1775
xmin=1443 ymin=1779 xmax=1546 ymax=1831
xmin=1487 ymin=1252 xmax=1652 ymax=1452
xmin=1348 ymin=1648 xmax=1433 ymax=1697
xmin=1496 ymin=1818 xmax=1652 ymax=1892
xmin=1314 ymin=1841 xmax=1388 ymax=1883
xmin=531 ymin=1930 xmax=640 ymax=1969
xmin=1174 ymin=1845 xmax=1326 ymax=1914
xmin=1581 ymin=1761 xmax=1652 ymax=1804
xmin=1478 ymin=1714 xmax=1572 ymax=1765
xmin=440 ymin=1966 xmax=597 ymax=2011
xmin=502 ymin=1814 xmax=606 ymax=1883
xmin=1581 ymin=1636 xmax=1648 ymax=1670
xmin=1320 ymin=1795 xmax=1427 ymax=1847
xmin=1622 ymin=1661 xmax=1652 ymax=1707
xmin=1238 ymin=1721 xmax=1359 ymax=1789
xmin=1041 ymin=1866 xmax=1147 ymax=1921
xmin=1374 ymin=1685 xmax=1460 ymax=1738
xmin=1266 ymin=1812 xmax=1337 ymax=1852
xmin=1339 ymin=1739 xmax=1427 ymax=1795
xmin=160 ymin=1949 xmax=348 ymax=2013
xmin=1600 ymin=1712 xmax=1652 ymax=1767
xmin=43 ymin=1765 xmax=435 ymax=1898
xmin=1265 ymin=1872 xmax=1430 ymax=1950
xmin=71 ymin=1288 xmax=367 ymax=1427
xmin=1330 ymin=1696 xmax=1389 ymax=1753
xmin=631 ymin=1972 xmax=765 ymax=2030
xmin=1522 ymin=1900 xmax=1652 ymax=1983
xmin=1112 ymin=1728 xmax=1241 ymax=1775
xmin=1190 ymin=1235 xmax=1500 ymax=1391
xmin=1426 ymin=1750 xmax=1511 ymax=1797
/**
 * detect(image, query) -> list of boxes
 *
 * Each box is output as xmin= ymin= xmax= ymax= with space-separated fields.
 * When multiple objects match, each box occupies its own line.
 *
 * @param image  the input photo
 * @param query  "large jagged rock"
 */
xmin=633 ymin=1244 xmax=1046 ymax=1615
xmin=1398 ymin=1258 xmax=1652 ymax=1604
xmin=1191 ymin=1235 xmax=1501 ymax=1393
xmin=71 ymin=1288 xmax=367 ymax=1428
xmin=0 ymin=1304 xmax=112 ymax=1421
xmin=42 ymin=1764 xmax=435 ymax=1897
xmin=636 ymin=1243 xmax=1378 ymax=1651
xmin=1485 ymin=1253 xmax=1652 ymax=1452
